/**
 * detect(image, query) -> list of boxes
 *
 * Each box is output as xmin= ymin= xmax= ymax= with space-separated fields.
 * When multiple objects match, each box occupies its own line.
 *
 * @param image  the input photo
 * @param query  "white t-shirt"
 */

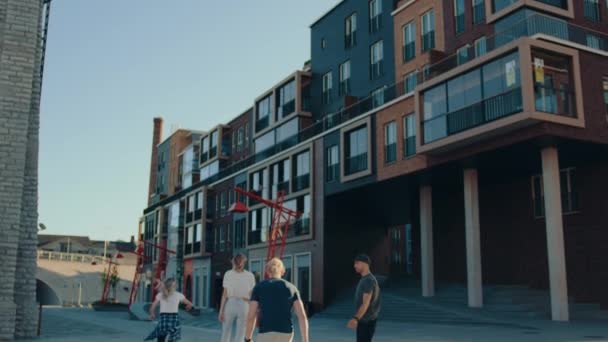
xmin=223 ymin=270 xmax=255 ymax=299
xmin=156 ymin=291 xmax=185 ymax=313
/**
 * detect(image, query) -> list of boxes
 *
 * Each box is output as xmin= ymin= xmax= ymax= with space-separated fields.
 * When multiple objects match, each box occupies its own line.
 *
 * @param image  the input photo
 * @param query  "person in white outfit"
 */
xmin=219 ymin=254 xmax=256 ymax=342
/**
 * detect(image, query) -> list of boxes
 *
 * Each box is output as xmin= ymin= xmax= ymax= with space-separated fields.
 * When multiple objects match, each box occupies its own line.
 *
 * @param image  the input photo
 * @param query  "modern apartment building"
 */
xmin=139 ymin=0 xmax=608 ymax=320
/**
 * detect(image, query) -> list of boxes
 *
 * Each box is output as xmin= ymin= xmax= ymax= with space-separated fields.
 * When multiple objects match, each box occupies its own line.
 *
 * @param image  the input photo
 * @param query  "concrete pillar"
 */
xmin=420 ymin=185 xmax=435 ymax=297
xmin=464 ymin=169 xmax=483 ymax=308
xmin=541 ymin=147 xmax=569 ymax=321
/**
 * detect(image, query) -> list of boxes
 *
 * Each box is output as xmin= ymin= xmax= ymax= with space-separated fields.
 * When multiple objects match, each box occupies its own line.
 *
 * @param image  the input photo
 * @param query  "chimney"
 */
xmin=148 ymin=117 xmax=164 ymax=205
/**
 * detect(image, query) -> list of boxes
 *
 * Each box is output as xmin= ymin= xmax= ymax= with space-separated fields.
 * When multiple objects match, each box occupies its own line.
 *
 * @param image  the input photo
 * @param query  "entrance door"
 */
xmin=193 ymin=266 xmax=210 ymax=308
xmin=389 ymin=225 xmax=412 ymax=276
xmin=201 ymin=266 xmax=209 ymax=308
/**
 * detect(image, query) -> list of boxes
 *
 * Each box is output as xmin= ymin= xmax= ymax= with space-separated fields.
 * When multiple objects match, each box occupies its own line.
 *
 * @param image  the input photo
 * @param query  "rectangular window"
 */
xmin=326 ymin=145 xmax=339 ymax=182
xmin=193 ymin=223 xmax=201 ymax=253
xmin=369 ymin=0 xmax=382 ymax=33
xmin=244 ymin=123 xmax=250 ymax=147
xmin=422 ymin=10 xmax=435 ymax=52
xmin=254 ymin=130 xmax=274 ymax=153
xmin=256 ymin=96 xmax=272 ymax=132
xmin=201 ymin=136 xmax=209 ymax=162
xmin=271 ymin=158 xmax=290 ymax=198
xmin=586 ymin=34 xmax=602 ymax=49
xmin=339 ymin=60 xmax=351 ymax=96
xmin=404 ymin=114 xmax=416 ymax=157
xmin=219 ymin=225 xmax=226 ymax=251
xmin=404 ymin=72 xmax=417 ymax=94
xmin=282 ymin=255 xmax=293 ymax=282
xmin=196 ymin=191 xmax=203 ymax=210
xmin=473 ymin=0 xmax=485 ymax=24
xmin=277 ymin=80 xmax=296 ymax=121
xmin=293 ymin=151 xmax=310 ymax=192
xmin=603 ymin=78 xmax=608 ymax=114
xmin=295 ymin=254 xmax=311 ymax=303
xmin=584 ymin=0 xmax=601 ymax=22
xmin=231 ymin=132 xmax=236 ymax=155
xmin=384 ymin=121 xmax=397 ymax=164
xmin=370 ymin=40 xmax=384 ymax=79
xmin=210 ymin=131 xmax=218 ymax=159
xmin=531 ymin=168 xmax=579 ymax=218
xmin=322 ymin=72 xmax=332 ymax=105
xmin=237 ymin=127 xmax=243 ymax=152
xmin=220 ymin=191 xmax=226 ymax=216
xmin=371 ymin=87 xmax=385 ymax=107
xmin=345 ymin=13 xmax=357 ymax=48
xmin=455 ymin=0 xmax=465 ymax=34
xmin=345 ymin=125 xmax=368 ymax=175
xmin=403 ymin=22 xmax=416 ymax=62
xmin=474 ymin=36 xmax=487 ymax=57
xmin=457 ymin=45 xmax=469 ymax=65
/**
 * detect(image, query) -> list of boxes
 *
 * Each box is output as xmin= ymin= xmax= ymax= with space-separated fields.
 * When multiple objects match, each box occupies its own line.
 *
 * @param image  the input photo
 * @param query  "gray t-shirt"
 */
xmin=354 ymin=273 xmax=380 ymax=322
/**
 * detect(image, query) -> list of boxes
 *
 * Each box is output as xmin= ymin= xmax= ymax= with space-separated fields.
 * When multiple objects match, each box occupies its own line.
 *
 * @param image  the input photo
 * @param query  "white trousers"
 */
xmin=220 ymin=298 xmax=249 ymax=342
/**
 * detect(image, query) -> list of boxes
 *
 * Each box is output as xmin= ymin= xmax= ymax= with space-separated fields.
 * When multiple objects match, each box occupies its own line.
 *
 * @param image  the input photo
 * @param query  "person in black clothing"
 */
xmin=347 ymin=254 xmax=381 ymax=342
xmin=244 ymin=257 xmax=309 ymax=342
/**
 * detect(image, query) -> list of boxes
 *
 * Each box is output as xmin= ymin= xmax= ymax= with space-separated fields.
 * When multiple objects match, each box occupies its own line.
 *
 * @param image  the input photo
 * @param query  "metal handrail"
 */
xmin=36 ymin=250 xmax=107 ymax=264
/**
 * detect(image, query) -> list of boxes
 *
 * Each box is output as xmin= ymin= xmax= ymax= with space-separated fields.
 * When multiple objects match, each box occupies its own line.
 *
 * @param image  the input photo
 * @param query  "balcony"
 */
xmin=292 ymin=174 xmax=310 ymax=192
xmin=423 ymin=88 xmax=523 ymax=144
xmin=403 ymin=42 xmax=415 ymax=62
xmin=345 ymin=154 xmax=368 ymax=175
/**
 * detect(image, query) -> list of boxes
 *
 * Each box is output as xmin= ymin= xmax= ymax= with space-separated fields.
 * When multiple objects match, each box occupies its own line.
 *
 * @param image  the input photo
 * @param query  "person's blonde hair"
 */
xmin=162 ymin=277 xmax=177 ymax=299
xmin=265 ymin=258 xmax=285 ymax=277
xmin=232 ymin=254 xmax=247 ymax=272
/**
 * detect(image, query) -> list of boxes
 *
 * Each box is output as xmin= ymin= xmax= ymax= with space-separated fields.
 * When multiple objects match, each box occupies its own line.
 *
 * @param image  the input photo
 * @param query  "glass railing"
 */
xmin=422 ymin=31 xmax=435 ymax=52
xmin=277 ymin=100 xmax=295 ymax=120
xmin=345 ymin=154 xmax=368 ymax=175
xmin=403 ymin=42 xmax=415 ymax=62
xmin=534 ymin=85 xmax=576 ymax=117
xmin=423 ymin=88 xmax=523 ymax=143
xmin=385 ymin=143 xmax=397 ymax=163
xmin=256 ymin=116 xmax=270 ymax=132
xmin=455 ymin=14 xmax=465 ymax=34
xmin=287 ymin=218 xmax=310 ymax=238
xmin=339 ymin=79 xmax=351 ymax=96
xmin=326 ymin=164 xmax=339 ymax=181
xmin=584 ymin=0 xmax=601 ymax=22
xmin=473 ymin=4 xmax=485 ymax=24
xmin=404 ymin=136 xmax=416 ymax=157
xmin=292 ymin=174 xmax=310 ymax=192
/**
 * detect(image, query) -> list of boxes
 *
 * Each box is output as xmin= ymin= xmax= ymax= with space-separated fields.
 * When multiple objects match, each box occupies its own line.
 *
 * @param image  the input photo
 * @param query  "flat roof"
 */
xmin=310 ymin=0 xmax=346 ymax=28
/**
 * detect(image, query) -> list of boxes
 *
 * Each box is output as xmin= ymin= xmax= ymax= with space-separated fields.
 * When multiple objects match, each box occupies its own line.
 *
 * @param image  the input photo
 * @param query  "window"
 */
xmin=322 ymin=72 xmax=333 ymax=104
xmin=282 ymin=255 xmax=293 ymax=282
xmin=603 ymin=78 xmax=608 ymax=115
xmin=326 ymin=145 xmax=339 ymax=182
xmin=234 ymin=219 xmax=247 ymax=249
xmin=345 ymin=13 xmax=357 ymax=48
xmin=454 ymin=0 xmax=465 ymax=34
xmin=219 ymin=225 xmax=226 ymax=251
xmin=586 ymin=34 xmax=602 ymax=49
xmin=404 ymin=114 xmax=416 ymax=157
xmin=193 ymin=223 xmax=201 ymax=253
xmin=276 ymin=118 xmax=298 ymax=144
xmin=422 ymin=10 xmax=435 ymax=52
xmin=339 ymin=60 xmax=351 ymax=96
xmin=371 ymin=87 xmax=385 ymax=107
xmin=271 ymin=159 xmax=290 ymax=198
xmin=250 ymin=259 xmax=263 ymax=283
xmin=210 ymin=131 xmax=218 ymax=159
xmin=256 ymin=96 xmax=272 ymax=132
xmin=185 ymin=225 xmax=194 ymax=255
xmin=200 ymin=160 xmax=219 ymax=181
xmin=384 ymin=121 xmax=397 ymax=163
xmin=493 ymin=0 xmax=517 ymax=12
xmin=370 ymin=40 xmax=384 ymax=79
xmin=293 ymin=151 xmax=310 ymax=192
xmin=220 ymin=191 xmax=226 ymax=216
xmin=196 ymin=191 xmax=203 ymax=210
xmin=295 ymin=254 xmax=311 ymax=303
xmin=277 ymin=80 xmax=296 ymax=120
xmin=369 ymin=0 xmax=382 ymax=33
xmin=531 ymin=168 xmax=579 ymax=218
xmin=321 ymin=38 xmax=326 ymax=50
xmin=201 ymin=136 xmax=209 ymax=162
xmin=457 ymin=45 xmax=469 ymax=65
xmin=231 ymin=132 xmax=236 ymax=155
xmin=237 ymin=127 xmax=243 ymax=152
xmin=244 ymin=123 xmax=250 ymax=147
xmin=474 ymin=36 xmax=487 ymax=57
xmin=584 ymin=0 xmax=601 ymax=22
xmin=472 ymin=0 xmax=485 ymax=24
xmin=345 ymin=125 xmax=368 ymax=175
xmin=404 ymin=72 xmax=417 ymax=94
xmin=403 ymin=22 xmax=416 ymax=62
xmin=188 ymin=194 xmax=195 ymax=214
xmin=249 ymin=207 xmax=269 ymax=244
xmin=254 ymin=131 xmax=274 ymax=153
xmin=422 ymin=65 xmax=431 ymax=81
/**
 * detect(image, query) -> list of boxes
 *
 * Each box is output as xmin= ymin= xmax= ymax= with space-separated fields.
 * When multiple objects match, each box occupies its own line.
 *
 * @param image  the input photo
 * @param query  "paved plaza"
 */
xmin=33 ymin=307 xmax=608 ymax=341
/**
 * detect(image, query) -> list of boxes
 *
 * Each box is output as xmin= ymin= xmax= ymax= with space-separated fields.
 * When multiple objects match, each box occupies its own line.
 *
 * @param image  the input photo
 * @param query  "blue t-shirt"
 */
xmin=250 ymin=278 xmax=300 ymax=334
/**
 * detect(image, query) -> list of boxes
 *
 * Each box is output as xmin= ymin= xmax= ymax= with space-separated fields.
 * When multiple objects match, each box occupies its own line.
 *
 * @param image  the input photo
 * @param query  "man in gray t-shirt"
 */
xmin=347 ymin=254 xmax=380 ymax=342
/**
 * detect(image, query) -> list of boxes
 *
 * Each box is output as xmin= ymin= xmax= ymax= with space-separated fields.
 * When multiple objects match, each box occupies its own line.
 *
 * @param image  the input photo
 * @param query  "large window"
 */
xmin=369 ymin=0 xmax=382 ymax=33
xmin=532 ymin=51 xmax=574 ymax=117
xmin=293 ymin=151 xmax=310 ymax=192
xmin=473 ymin=0 xmax=485 ymax=24
xmin=277 ymin=80 xmax=296 ymax=120
xmin=454 ymin=0 xmax=465 ymax=34
xmin=404 ymin=71 xmax=417 ymax=94
xmin=322 ymin=72 xmax=333 ymax=104
xmin=422 ymin=10 xmax=435 ymax=52
xmin=532 ymin=168 xmax=579 ymax=218
xmin=403 ymin=22 xmax=416 ymax=62
xmin=404 ymin=114 xmax=416 ymax=157
xmin=370 ymin=40 xmax=384 ymax=80
xmin=271 ymin=158 xmax=290 ymax=198
xmin=345 ymin=13 xmax=357 ymax=48
xmin=326 ymin=145 xmax=339 ymax=182
xmin=339 ymin=60 xmax=351 ymax=96
xmin=295 ymin=254 xmax=311 ymax=303
xmin=276 ymin=118 xmax=298 ymax=144
xmin=245 ymin=123 xmax=250 ymax=148
xmin=384 ymin=121 xmax=397 ymax=164
xmin=584 ymin=0 xmax=601 ymax=22
xmin=423 ymin=52 xmax=521 ymax=143
xmin=256 ymin=95 xmax=272 ymax=132
xmin=345 ymin=125 xmax=368 ymax=175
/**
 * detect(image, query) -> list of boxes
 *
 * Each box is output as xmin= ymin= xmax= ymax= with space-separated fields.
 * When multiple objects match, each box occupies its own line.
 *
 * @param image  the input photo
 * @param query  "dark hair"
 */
xmin=354 ymin=254 xmax=371 ymax=265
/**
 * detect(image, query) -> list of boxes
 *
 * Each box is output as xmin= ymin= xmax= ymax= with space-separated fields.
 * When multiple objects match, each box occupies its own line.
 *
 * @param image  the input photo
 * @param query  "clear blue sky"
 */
xmin=40 ymin=0 xmax=340 ymax=242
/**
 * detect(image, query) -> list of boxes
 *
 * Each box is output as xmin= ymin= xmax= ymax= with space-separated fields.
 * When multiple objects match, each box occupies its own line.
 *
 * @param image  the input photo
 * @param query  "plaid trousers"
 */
xmin=144 ymin=313 xmax=181 ymax=342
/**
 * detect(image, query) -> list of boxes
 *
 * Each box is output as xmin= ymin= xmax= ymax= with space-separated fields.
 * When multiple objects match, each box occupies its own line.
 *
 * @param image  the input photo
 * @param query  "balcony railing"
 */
xmin=385 ymin=143 xmax=397 ymax=163
xmin=287 ymin=218 xmax=310 ymax=238
xmin=345 ymin=153 xmax=368 ymax=175
xmin=404 ymin=136 xmax=416 ymax=157
xmin=455 ymin=13 xmax=465 ymax=34
xmin=292 ymin=174 xmax=310 ymax=192
xmin=422 ymin=31 xmax=435 ymax=52
xmin=403 ymin=42 xmax=415 ymax=62
xmin=423 ymin=88 xmax=523 ymax=144
xmin=278 ymin=100 xmax=295 ymax=120
xmin=256 ymin=116 xmax=270 ymax=132
xmin=37 ymin=250 xmax=106 ymax=264
xmin=534 ymin=85 xmax=576 ymax=117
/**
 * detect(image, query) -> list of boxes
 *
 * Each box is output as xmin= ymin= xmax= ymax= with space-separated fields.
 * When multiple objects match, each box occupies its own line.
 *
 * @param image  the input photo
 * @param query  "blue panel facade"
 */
xmin=310 ymin=0 xmax=396 ymax=118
